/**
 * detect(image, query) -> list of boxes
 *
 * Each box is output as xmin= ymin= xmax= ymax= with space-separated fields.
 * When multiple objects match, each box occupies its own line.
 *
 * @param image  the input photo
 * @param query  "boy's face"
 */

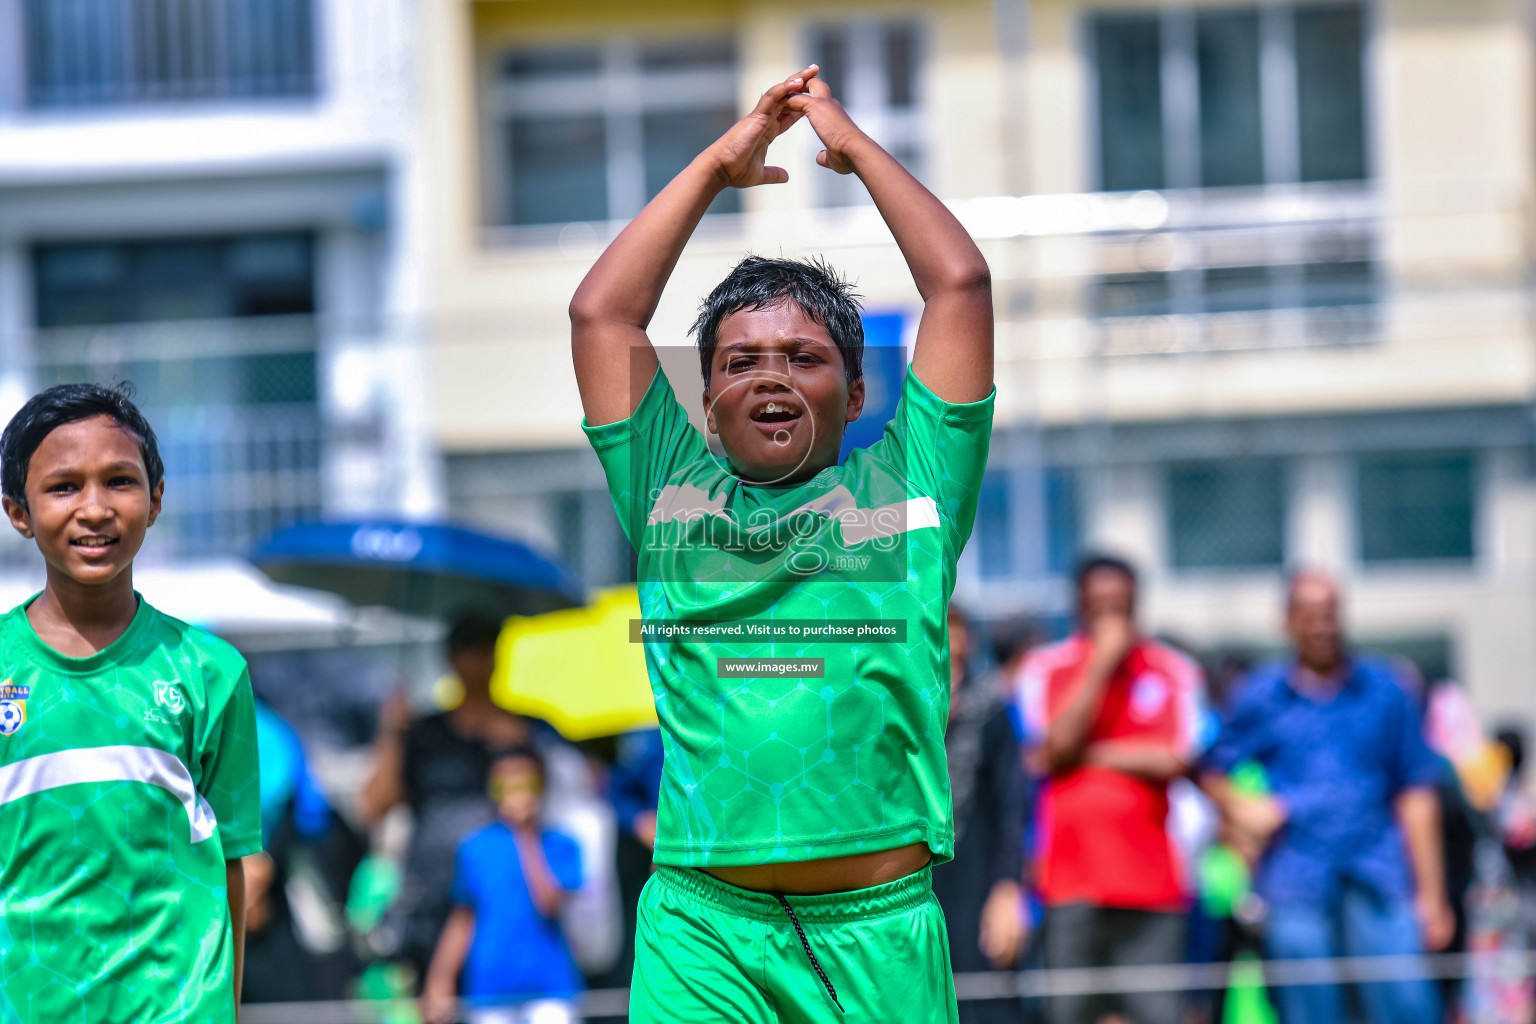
xmin=3 ymin=415 xmax=162 ymax=588
xmin=703 ymin=301 xmax=864 ymax=484
xmin=489 ymin=757 xmax=543 ymax=829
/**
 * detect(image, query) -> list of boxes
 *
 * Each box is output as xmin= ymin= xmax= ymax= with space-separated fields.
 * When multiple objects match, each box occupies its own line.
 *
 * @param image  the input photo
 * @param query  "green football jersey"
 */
xmin=0 ymin=596 xmax=262 ymax=1023
xmin=585 ymin=364 xmax=993 ymax=867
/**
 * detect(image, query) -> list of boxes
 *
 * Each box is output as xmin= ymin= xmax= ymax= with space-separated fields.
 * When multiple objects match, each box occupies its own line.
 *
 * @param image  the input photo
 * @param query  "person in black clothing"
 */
xmin=358 ymin=615 xmax=557 ymax=986
xmin=934 ymin=605 xmax=1030 ymax=1024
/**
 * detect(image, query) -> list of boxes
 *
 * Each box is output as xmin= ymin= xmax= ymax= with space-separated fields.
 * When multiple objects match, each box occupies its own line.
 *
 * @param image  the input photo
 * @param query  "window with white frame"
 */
xmin=1091 ymin=3 xmax=1366 ymax=192
xmin=485 ymin=37 xmax=739 ymax=227
xmin=23 ymin=0 xmax=316 ymax=108
xmin=807 ymin=19 xmax=925 ymax=206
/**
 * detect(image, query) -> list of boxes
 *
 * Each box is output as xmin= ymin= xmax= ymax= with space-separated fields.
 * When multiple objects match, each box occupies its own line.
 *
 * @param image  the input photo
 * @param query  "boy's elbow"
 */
xmin=568 ymin=294 xmax=599 ymax=329
xmin=935 ymin=261 xmax=992 ymax=301
xmin=959 ymin=262 xmax=993 ymax=294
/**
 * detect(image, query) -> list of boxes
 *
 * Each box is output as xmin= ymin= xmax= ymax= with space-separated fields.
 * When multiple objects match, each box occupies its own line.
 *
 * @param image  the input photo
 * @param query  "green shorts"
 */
xmin=630 ymin=864 xmax=958 ymax=1024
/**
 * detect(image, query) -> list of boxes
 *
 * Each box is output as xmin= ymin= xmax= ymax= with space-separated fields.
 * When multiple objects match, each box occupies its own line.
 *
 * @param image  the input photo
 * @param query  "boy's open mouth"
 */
xmin=749 ymin=398 xmax=803 ymax=428
xmin=70 ymin=535 xmax=119 ymax=554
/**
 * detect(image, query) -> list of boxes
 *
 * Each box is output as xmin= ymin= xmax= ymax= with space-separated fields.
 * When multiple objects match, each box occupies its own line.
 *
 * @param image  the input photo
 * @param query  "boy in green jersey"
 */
xmin=0 ymin=384 xmax=262 ymax=1022
xmin=571 ymin=66 xmax=994 ymax=1022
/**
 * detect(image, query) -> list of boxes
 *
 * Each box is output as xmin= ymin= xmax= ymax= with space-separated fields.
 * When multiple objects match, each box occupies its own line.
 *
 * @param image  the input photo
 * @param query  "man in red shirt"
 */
xmin=1019 ymin=555 xmax=1205 ymax=1024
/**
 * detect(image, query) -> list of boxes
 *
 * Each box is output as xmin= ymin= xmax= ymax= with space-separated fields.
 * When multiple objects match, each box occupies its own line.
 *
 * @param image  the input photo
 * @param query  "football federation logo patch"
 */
xmin=0 ymin=681 xmax=31 ymax=736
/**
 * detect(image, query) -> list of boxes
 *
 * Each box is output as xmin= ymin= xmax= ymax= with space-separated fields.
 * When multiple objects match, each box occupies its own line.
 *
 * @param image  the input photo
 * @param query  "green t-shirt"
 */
xmin=0 ymin=596 xmax=262 ymax=1023
xmin=584 ymin=365 xmax=994 ymax=867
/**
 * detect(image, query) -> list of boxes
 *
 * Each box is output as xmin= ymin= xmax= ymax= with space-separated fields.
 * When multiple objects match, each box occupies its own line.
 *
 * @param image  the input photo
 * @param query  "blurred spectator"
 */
xmin=934 ymin=606 xmax=1028 ymax=1024
xmin=1020 ymin=555 xmax=1206 ymax=1024
xmin=242 ymin=848 xmax=315 ymax=1003
xmin=605 ymin=728 xmax=664 ymax=985
xmin=243 ymin=698 xmax=365 ymax=1003
xmin=1425 ymin=690 xmax=1533 ymax=1020
xmin=1200 ymin=569 xmax=1453 ymax=1024
xmin=423 ymin=748 xmax=583 ymax=1024
xmin=1494 ymin=726 xmax=1536 ymax=884
xmin=988 ymin=616 xmax=1041 ymax=707
xmin=256 ymin=697 xmax=334 ymax=844
xmin=359 ymin=615 xmax=559 ymax=984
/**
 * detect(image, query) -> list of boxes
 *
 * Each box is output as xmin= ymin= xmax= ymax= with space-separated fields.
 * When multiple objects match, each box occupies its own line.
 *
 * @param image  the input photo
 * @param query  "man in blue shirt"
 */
xmin=1200 ymin=570 xmax=1454 ymax=1024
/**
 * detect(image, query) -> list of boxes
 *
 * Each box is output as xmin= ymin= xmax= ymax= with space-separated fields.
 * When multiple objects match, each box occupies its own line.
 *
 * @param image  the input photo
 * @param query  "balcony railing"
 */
xmin=0 ymin=316 xmax=326 ymax=567
xmin=24 ymin=0 xmax=315 ymax=109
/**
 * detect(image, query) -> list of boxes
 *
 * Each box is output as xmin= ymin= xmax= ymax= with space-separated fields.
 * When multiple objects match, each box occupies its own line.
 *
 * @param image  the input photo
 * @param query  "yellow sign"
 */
xmin=491 ymin=586 xmax=657 ymax=741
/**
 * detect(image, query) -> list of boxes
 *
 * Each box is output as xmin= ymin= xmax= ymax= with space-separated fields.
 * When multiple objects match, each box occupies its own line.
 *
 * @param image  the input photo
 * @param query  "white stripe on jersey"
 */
xmin=0 ymin=745 xmax=217 ymax=843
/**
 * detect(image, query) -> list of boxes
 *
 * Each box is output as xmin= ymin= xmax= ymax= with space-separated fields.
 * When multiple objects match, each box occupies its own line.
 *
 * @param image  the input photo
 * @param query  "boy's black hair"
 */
xmin=0 ymin=382 xmax=163 ymax=509
xmin=1074 ymin=553 xmax=1138 ymax=593
xmin=446 ymin=614 xmax=503 ymax=656
xmin=691 ymin=255 xmax=864 ymax=391
xmin=489 ymin=744 xmax=546 ymax=780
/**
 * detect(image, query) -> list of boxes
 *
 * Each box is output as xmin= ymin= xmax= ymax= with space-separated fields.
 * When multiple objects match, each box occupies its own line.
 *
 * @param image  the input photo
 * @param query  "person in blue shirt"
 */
xmin=1199 ymin=569 xmax=1455 ymax=1024
xmin=422 ymin=747 xmax=584 ymax=1024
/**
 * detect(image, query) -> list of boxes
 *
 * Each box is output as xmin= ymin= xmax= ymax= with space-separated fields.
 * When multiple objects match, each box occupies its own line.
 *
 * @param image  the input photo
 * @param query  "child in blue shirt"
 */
xmin=423 ymin=748 xmax=584 ymax=1024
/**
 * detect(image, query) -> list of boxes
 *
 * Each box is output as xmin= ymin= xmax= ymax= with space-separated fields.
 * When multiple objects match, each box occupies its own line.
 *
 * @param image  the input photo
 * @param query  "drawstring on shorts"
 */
xmin=774 ymin=892 xmax=846 ymax=1014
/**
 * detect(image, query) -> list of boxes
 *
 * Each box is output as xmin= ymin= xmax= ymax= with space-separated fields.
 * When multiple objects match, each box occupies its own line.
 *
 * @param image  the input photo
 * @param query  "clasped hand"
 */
xmin=707 ymin=64 xmax=871 ymax=190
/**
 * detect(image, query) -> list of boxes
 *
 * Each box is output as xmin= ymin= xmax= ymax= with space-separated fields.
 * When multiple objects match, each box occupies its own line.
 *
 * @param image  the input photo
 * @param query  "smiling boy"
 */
xmin=0 ymin=384 xmax=261 ymax=1022
xmin=571 ymin=67 xmax=994 ymax=1022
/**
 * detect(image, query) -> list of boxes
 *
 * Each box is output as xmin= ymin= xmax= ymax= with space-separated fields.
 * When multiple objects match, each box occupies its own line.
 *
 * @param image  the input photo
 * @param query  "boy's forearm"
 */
xmin=846 ymin=139 xmax=991 ymax=302
xmin=424 ymin=908 xmax=475 ymax=994
xmin=570 ymin=155 xmax=725 ymax=424
xmin=516 ymin=831 xmax=567 ymax=917
xmin=833 ymin=129 xmax=993 ymax=403
xmin=226 ymin=859 xmax=246 ymax=1016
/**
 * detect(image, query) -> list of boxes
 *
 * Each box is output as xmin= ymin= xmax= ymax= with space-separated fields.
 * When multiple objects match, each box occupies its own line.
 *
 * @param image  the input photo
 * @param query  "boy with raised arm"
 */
xmin=570 ymin=67 xmax=994 ymax=1023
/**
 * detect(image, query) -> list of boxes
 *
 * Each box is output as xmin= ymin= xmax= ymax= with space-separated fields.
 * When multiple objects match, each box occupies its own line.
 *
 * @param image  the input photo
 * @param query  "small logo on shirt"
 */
xmin=1128 ymin=673 xmax=1169 ymax=722
xmin=0 ymin=681 xmax=29 ymax=736
xmin=151 ymin=681 xmax=185 ymax=718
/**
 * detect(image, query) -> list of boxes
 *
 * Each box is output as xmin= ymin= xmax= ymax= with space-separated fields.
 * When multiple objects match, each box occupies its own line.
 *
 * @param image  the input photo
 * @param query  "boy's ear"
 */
xmin=844 ymin=378 xmax=866 ymax=423
xmin=2 ymin=495 xmax=32 ymax=539
xmin=146 ymin=480 xmax=164 ymax=528
xmin=702 ymin=390 xmax=720 ymax=435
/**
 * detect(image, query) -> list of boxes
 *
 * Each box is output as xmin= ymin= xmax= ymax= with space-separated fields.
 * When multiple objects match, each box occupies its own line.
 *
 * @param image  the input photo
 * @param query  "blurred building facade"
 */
xmin=422 ymin=0 xmax=1536 ymax=721
xmin=0 ymin=0 xmax=442 ymax=583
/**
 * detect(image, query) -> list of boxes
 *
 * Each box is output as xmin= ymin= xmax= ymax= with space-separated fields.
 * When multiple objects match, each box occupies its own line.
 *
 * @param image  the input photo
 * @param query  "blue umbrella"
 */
xmin=251 ymin=520 xmax=584 ymax=621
